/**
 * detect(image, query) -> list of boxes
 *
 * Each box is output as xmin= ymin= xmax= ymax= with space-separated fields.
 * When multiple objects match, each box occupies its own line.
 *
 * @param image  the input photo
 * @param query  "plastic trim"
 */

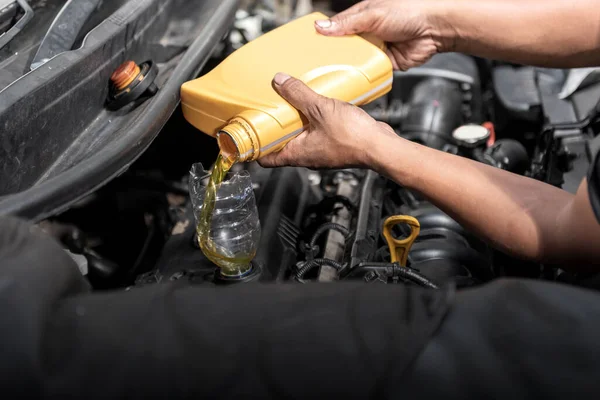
xmin=0 ymin=0 xmax=240 ymax=221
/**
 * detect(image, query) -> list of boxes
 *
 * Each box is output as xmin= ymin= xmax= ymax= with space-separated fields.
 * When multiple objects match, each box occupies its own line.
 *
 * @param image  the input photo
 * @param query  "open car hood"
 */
xmin=0 ymin=0 xmax=239 ymax=221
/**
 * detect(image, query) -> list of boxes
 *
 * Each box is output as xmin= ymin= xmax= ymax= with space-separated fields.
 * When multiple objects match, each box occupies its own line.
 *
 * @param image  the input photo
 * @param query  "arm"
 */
xmin=369 ymin=133 xmax=600 ymax=267
xmin=261 ymin=74 xmax=600 ymax=269
xmin=437 ymin=0 xmax=600 ymax=68
xmin=315 ymin=0 xmax=600 ymax=69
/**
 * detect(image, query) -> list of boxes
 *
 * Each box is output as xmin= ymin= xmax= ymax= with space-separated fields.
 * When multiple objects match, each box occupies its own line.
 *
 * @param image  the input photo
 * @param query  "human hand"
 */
xmin=314 ymin=0 xmax=451 ymax=71
xmin=257 ymin=73 xmax=397 ymax=170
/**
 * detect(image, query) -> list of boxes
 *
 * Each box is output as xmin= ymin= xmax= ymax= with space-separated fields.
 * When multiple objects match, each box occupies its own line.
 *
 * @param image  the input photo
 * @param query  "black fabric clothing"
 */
xmin=0 ymin=217 xmax=451 ymax=399
xmin=0 ymin=217 xmax=91 ymax=398
xmin=1 ymin=216 xmax=600 ymax=398
xmin=402 ymin=279 xmax=600 ymax=399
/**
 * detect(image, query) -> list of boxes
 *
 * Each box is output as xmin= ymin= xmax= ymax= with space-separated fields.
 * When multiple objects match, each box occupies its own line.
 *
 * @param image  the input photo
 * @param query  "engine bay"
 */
xmin=38 ymin=2 xmax=600 ymax=291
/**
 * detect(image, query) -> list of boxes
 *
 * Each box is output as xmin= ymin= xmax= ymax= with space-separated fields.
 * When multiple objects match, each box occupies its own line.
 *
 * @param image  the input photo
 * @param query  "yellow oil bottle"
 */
xmin=181 ymin=12 xmax=393 ymax=162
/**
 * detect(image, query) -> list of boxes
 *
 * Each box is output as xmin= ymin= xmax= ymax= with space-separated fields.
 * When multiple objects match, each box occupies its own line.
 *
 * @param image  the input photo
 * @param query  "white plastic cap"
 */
xmin=452 ymin=124 xmax=490 ymax=145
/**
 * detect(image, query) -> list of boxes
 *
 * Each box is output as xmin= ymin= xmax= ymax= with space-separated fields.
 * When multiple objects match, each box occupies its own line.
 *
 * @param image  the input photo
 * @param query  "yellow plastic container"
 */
xmin=181 ymin=12 xmax=393 ymax=162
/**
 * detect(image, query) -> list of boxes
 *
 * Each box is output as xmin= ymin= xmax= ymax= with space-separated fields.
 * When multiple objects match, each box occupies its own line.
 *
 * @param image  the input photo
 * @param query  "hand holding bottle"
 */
xmin=258 ymin=73 xmax=398 ymax=170
xmin=314 ymin=0 xmax=449 ymax=71
xmin=317 ymin=0 xmax=600 ymax=70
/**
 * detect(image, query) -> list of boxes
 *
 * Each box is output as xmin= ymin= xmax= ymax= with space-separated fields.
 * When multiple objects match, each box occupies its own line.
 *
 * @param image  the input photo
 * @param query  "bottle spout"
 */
xmin=217 ymin=131 xmax=240 ymax=162
xmin=218 ymin=120 xmax=256 ymax=162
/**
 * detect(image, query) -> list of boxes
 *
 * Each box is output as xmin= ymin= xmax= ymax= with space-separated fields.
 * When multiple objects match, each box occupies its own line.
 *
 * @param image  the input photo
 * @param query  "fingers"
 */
xmin=315 ymin=4 xmax=378 ymax=36
xmin=257 ymin=141 xmax=295 ymax=168
xmin=385 ymin=47 xmax=400 ymax=70
xmin=257 ymin=152 xmax=286 ymax=168
xmin=258 ymin=130 xmax=308 ymax=168
xmin=272 ymin=73 xmax=325 ymax=119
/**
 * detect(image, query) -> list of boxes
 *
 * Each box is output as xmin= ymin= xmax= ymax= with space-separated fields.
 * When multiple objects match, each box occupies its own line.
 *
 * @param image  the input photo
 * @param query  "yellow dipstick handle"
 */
xmin=383 ymin=216 xmax=421 ymax=266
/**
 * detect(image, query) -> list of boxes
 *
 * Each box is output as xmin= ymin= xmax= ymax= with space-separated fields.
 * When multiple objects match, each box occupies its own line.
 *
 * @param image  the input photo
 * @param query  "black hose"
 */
xmin=343 ymin=263 xmax=395 ymax=279
xmin=296 ymin=258 xmax=345 ymax=281
xmin=542 ymin=98 xmax=600 ymax=132
xmin=409 ymin=247 xmax=493 ymax=281
xmin=472 ymin=147 xmax=497 ymax=167
xmin=317 ymin=195 xmax=357 ymax=216
xmin=309 ymin=222 xmax=351 ymax=250
xmin=297 ymin=223 xmax=352 ymax=281
xmin=344 ymin=262 xmax=439 ymax=289
xmin=396 ymin=267 xmax=439 ymax=289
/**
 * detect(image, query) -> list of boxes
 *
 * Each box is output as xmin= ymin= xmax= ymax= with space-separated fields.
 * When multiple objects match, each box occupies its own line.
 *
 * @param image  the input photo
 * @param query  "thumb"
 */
xmin=315 ymin=8 xmax=377 ymax=36
xmin=272 ymin=73 xmax=324 ymax=119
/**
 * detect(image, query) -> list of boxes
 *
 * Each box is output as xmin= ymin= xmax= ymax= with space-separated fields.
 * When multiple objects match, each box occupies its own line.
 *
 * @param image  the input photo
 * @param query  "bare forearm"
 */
xmin=369 ymin=134 xmax=599 ymax=267
xmin=429 ymin=0 xmax=600 ymax=68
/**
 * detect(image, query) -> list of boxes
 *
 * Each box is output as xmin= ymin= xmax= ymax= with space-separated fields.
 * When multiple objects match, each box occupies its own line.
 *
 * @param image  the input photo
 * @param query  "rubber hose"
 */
xmin=472 ymin=148 xmax=497 ymax=167
xmin=343 ymin=263 xmax=393 ymax=279
xmin=297 ymin=258 xmax=345 ymax=280
xmin=396 ymin=268 xmax=439 ymax=289
xmin=409 ymin=247 xmax=493 ymax=281
xmin=309 ymin=222 xmax=351 ymax=250
xmin=415 ymin=212 xmax=465 ymax=234
xmin=344 ymin=262 xmax=439 ymax=289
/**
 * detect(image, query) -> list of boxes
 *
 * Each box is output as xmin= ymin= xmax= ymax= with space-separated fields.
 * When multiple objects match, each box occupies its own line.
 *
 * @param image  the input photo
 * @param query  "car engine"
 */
xmin=39 ymin=1 xmax=600 ymax=291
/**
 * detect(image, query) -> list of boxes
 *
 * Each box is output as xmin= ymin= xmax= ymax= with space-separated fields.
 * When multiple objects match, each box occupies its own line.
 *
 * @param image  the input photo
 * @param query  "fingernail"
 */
xmin=274 ymin=73 xmax=291 ymax=86
xmin=315 ymin=19 xmax=332 ymax=29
